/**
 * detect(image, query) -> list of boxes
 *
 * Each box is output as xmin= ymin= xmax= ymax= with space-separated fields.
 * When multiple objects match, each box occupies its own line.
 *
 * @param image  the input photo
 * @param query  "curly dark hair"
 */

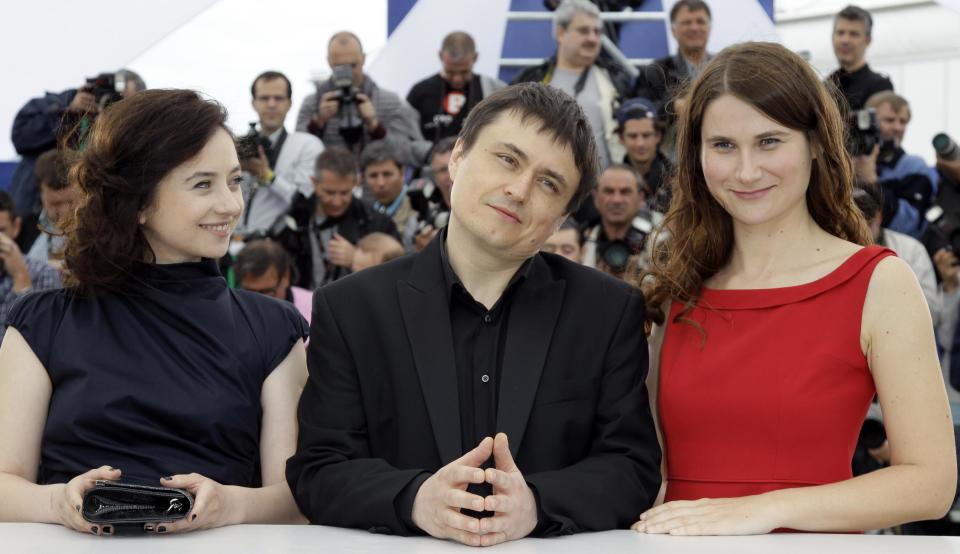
xmin=63 ymin=89 xmax=229 ymax=293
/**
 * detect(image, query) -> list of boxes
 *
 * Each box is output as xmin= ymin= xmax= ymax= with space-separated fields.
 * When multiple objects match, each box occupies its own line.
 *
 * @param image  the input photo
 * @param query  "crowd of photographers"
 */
xmin=6 ymin=1 xmax=960 ymax=527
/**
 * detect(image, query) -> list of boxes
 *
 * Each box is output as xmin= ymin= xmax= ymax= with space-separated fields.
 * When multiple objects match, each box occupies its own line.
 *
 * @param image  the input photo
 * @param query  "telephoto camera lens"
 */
xmin=933 ymin=133 xmax=960 ymax=161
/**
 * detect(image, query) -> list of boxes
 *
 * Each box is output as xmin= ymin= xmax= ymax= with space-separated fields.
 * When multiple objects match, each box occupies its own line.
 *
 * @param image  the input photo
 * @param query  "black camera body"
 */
xmin=331 ymin=64 xmax=364 ymax=144
xmin=82 ymin=72 xmax=126 ymax=109
xmin=847 ymin=108 xmax=895 ymax=158
xmin=236 ymin=122 xmax=272 ymax=161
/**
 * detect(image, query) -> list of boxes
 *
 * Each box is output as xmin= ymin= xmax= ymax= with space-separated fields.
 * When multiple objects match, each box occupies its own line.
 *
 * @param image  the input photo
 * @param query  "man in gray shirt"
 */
xmin=512 ymin=0 xmax=632 ymax=169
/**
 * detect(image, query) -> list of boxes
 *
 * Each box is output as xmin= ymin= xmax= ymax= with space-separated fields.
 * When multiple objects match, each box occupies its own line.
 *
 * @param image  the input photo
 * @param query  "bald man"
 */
xmin=297 ymin=31 xmax=431 ymax=167
xmin=406 ymin=31 xmax=505 ymax=142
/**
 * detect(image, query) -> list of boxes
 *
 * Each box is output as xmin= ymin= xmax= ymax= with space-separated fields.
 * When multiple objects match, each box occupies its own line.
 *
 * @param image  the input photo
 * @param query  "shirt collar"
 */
xmin=374 ymin=185 xmax=409 ymax=217
xmin=266 ymin=127 xmax=284 ymax=146
xmin=438 ymin=227 xmax=533 ymax=301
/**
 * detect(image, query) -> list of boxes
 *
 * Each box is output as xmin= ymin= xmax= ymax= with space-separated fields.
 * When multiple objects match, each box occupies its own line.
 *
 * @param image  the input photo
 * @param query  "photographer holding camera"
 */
xmin=236 ymin=71 xmax=324 ymax=238
xmin=406 ymin=32 xmax=505 ymax=143
xmin=9 ymin=69 xmax=145 ymax=251
xmin=581 ymin=164 xmax=660 ymax=276
xmin=853 ymin=92 xmax=938 ymax=239
xmin=285 ymin=147 xmax=399 ymax=289
xmin=297 ymin=32 xmax=430 ymax=167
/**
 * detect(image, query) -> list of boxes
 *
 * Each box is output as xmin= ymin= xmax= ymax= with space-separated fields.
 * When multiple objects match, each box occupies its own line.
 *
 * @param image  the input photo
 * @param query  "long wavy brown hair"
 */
xmin=63 ymin=89 xmax=228 ymax=294
xmin=638 ymin=42 xmax=871 ymax=330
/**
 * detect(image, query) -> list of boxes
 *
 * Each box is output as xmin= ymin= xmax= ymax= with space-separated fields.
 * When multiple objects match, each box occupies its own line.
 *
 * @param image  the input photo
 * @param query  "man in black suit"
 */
xmin=286 ymin=83 xmax=661 ymax=547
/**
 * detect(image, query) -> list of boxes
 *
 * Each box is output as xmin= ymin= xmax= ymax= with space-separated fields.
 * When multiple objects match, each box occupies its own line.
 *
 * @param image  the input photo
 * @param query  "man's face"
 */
xmin=40 ymin=183 xmax=81 ymax=227
xmin=594 ymin=168 xmax=643 ymax=226
xmin=328 ymin=39 xmax=365 ymax=87
xmin=0 ymin=211 xmax=22 ymax=240
xmin=448 ymin=111 xmax=580 ymax=261
xmin=542 ymin=227 xmax=582 ymax=264
xmin=365 ymin=160 xmax=405 ymax=206
xmin=671 ymin=7 xmax=711 ymax=54
xmin=440 ymin=52 xmax=476 ymax=90
xmin=313 ymin=170 xmax=357 ymax=218
xmin=251 ymin=77 xmax=292 ymax=133
xmin=620 ymin=118 xmax=662 ymax=166
xmin=875 ymin=102 xmax=910 ymax=146
xmin=431 ymin=150 xmax=453 ymax=206
xmin=833 ymin=18 xmax=870 ymax=69
xmin=240 ymin=265 xmax=290 ymax=300
xmin=556 ymin=13 xmax=601 ymax=67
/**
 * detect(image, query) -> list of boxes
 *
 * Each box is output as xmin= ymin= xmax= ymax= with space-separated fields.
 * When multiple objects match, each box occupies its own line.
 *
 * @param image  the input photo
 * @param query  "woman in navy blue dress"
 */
xmin=0 ymin=89 xmax=309 ymax=535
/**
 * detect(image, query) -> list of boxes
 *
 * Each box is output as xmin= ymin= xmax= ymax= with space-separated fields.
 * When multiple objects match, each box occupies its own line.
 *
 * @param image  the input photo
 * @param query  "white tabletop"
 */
xmin=4 ymin=523 xmax=960 ymax=553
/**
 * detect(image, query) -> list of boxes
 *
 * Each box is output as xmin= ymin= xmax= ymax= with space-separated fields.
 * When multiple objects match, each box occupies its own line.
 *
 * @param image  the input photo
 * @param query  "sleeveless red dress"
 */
xmin=659 ymin=245 xmax=894 ymax=502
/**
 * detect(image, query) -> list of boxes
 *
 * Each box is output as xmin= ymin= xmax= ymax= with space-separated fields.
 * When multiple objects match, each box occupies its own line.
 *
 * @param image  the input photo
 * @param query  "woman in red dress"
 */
xmin=633 ymin=42 xmax=956 ymax=535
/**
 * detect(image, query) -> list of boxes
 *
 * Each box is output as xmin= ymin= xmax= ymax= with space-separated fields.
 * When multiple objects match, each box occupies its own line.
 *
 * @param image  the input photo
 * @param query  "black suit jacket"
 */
xmin=286 ymin=237 xmax=661 ymax=536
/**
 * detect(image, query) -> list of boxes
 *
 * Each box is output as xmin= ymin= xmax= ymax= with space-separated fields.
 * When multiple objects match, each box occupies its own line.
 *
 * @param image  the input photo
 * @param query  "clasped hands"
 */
xmin=411 ymin=433 xmax=537 ymax=547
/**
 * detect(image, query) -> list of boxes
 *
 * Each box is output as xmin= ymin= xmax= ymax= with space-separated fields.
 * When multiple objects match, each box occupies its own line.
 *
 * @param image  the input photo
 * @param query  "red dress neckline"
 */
xmin=697 ymin=245 xmax=893 ymax=310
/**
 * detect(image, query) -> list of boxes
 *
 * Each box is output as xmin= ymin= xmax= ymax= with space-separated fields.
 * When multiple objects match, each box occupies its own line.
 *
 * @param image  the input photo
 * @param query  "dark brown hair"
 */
xmin=639 ymin=42 xmax=871 ymax=329
xmin=670 ymin=0 xmax=711 ymax=22
xmin=63 ymin=89 xmax=228 ymax=293
xmin=314 ymin=146 xmax=359 ymax=179
xmin=34 ymin=149 xmax=72 ymax=191
xmin=235 ymin=238 xmax=292 ymax=284
xmin=457 ymin=82 xmax=598 ymax=213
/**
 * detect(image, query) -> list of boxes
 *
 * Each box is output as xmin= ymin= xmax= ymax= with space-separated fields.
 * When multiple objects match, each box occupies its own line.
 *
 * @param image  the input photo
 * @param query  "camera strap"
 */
xmin=266 ymin=128 xmax=287 ymax=169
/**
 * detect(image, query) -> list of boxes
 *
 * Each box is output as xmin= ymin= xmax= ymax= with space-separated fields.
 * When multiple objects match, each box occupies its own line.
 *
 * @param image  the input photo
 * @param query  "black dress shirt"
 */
xmin=827 ymin=63 xmax=894 ymax=112
xmin=396 ymin=234 xmax=532 ymax=526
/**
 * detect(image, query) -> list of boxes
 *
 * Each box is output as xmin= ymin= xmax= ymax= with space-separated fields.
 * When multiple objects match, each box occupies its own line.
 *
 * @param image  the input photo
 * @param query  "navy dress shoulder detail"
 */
xmin=5 ymin=259 xmax=308 ymax=487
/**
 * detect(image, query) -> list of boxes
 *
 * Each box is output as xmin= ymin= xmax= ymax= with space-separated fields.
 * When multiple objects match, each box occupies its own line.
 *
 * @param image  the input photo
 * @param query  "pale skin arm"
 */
xmin=635 ymin=257 xmax=957 ymax=535
xmin=160 ymin=340 xmax=309 ymax=531
xmin=0 ymin=328 xmax=124 ymax=534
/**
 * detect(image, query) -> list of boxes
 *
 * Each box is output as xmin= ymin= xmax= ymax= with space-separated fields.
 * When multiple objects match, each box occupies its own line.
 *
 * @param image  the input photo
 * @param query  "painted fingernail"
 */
xmin=157 ymin=525 xmax=166 ymax=533
xmin=162 ymin=476 xmax=172 ymax=480
xmin=90 ymin=526 xmax=98 ymax=534
xmin=144 ymin=524 xmax=154 ymax=532
xmin=75 ymin=505 xmax=81 ymax=512
xmin=103 ymin=525 xmax=112 ymax=534
xmin=191 ymin=514 xmax=197 ymax=522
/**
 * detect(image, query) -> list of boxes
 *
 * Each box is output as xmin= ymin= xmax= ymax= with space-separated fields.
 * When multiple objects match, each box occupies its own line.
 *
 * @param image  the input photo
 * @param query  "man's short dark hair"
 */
xmin=34 ymin=149 xmax=72 ymax=191
xmin=315 ymin=147 xmax=359 ymax=179
xmin=440 ymin=31 xmax=476 ymax=61
xmin=0 ymin=191 xmax=17 ymax=219
xmin=670 ymin=0 xmax=711 ymax=22
xmin=457 ymin=82 xmax=599 ymax=213
xmin=558 ymin=217 xmax=584 ymax=246
xmin=853 ymin=183 xmax=882 ymax=221
xmin=328 ymin=31 xmax=363 ymax=52
xmin=602 ymin=163 xmax=648 ymax=196
xmin=836 ymin=5 xmax=873 ymax=38
xmin=235 ymin=239 xmax=292 ymax=284
xmin=251 ymin=71 xmax=292 ymax=99
xmin=360 ymin=140 xmax=403 ymax=172
xmin=430 ymin=136 xmax=458 ymax=162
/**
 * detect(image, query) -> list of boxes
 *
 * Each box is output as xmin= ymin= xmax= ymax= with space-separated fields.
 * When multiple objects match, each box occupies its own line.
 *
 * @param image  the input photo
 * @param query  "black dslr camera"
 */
xmin=236 ymin=122 xmax=272 ymax=161
xmin=598 ymin=240 xmax=633 ymax=274
xmin=846 ymin=108 xmax=895 ymax=158
xmin=82 ymin=72 xmax=126 ymax=109
xmin=331 ymin=64 xmax=364 ymax=144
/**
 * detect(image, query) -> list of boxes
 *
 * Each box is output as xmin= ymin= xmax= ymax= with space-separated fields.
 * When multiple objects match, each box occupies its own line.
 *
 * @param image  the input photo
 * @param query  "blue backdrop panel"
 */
xmin=618 ymin=21 xmax=668 ymax=59
xmin=501 ymin=20 xmax=556 ymax=59
xmin=0 ymin=162 xmax=17 ymax=191
xmin=388 ymin=0 xmax=418 ymax=35
xmin=510 ymin=0 xmax=548 ymax=11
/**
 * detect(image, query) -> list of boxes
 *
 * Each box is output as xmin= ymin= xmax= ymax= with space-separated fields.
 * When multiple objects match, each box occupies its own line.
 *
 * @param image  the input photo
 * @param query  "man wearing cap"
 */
xmin=616 ymin=98 xmax=672 ymax=214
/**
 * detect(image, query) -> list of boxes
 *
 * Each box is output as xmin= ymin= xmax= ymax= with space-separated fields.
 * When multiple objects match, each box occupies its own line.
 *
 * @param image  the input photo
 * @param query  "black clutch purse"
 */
xmin=82 ymin=481 xmax=193 ymax=532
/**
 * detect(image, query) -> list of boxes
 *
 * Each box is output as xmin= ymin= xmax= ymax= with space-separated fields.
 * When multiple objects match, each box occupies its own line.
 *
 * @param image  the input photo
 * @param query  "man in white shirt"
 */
xmin=237 ymin=71 xmax=324 ymax=237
